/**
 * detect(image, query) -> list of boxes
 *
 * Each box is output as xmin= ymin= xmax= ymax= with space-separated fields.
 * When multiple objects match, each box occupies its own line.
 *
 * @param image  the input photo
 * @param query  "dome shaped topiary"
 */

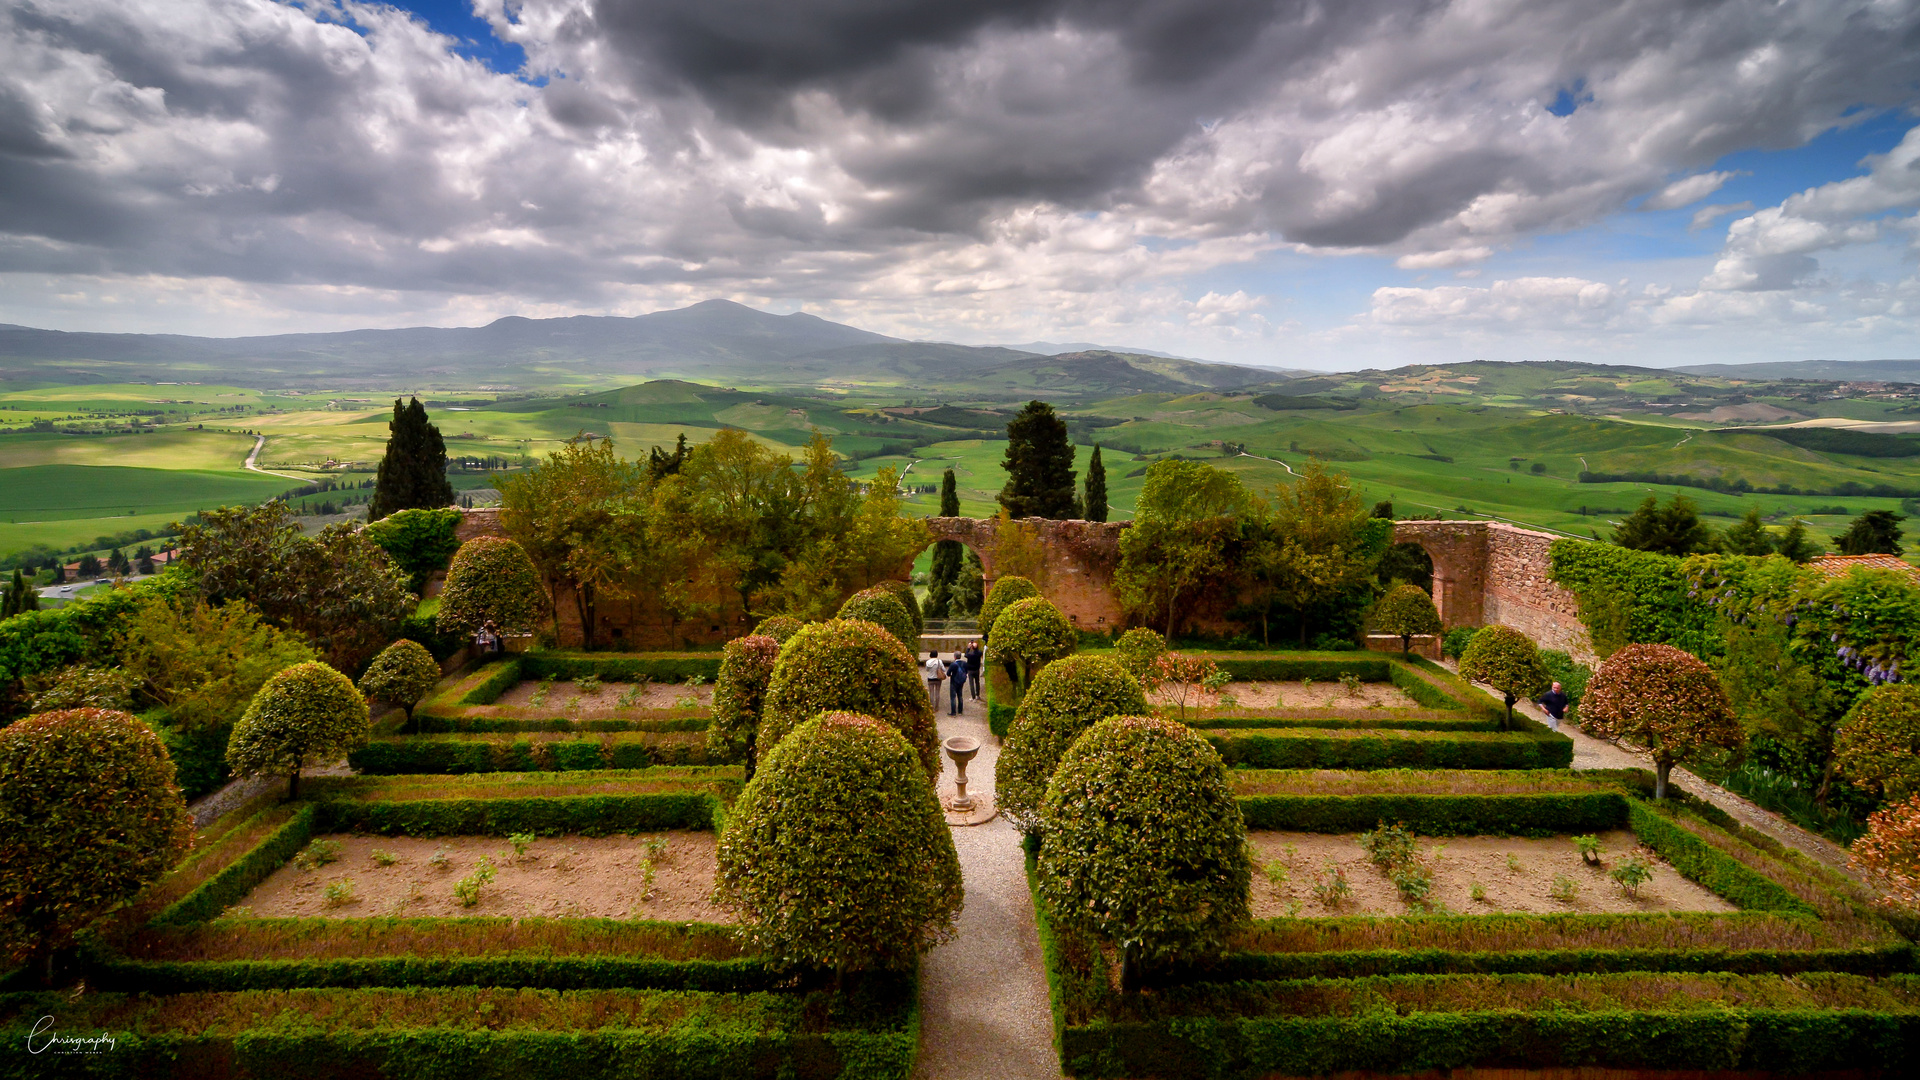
xmin=872 ymin=579 xmax=923 ymax=638
xmin=986 ymin=596 xmax=1077 ymax=691
xmin=1851 ymin=794 xmax=1920 ymax=914
xmin=1581 ymin=643 xmax=1740 ymax=800
xmin=1371 ymin=583 xmax=1442 ymax=655
xmin=227 ymin=661 xmax=370 ymax=800
xmin=1835 ymin=684 xmax=1920 ymax=802
xmin=436 ymin=535 xmax=542 ymax=637
xmin=710 ymin=634 xmax=782 ymax=775
xmin=979 ymin=575 xmax=1040 ymax=642
xmin=759 ymin=619 xmax=939 ymax=774
xmin=997 ymin=655 xmax=1148 ymax=834
xmin=837 ymin=587 xmax=918 ymax=651
xmin=1038 ymin=714 xmax=1249 ymax=992
xmin=1458 ymin=624 xmax=1550 ymax=729
xmin=752 ymin=615 xmax=804 ymax=644
xmin=357 ymin=638 xmax=443 ymax=729
xmin=716 ymin=712 xmax=963 ymax=974
xmin=0 ymin=708 xmax=193 ymax=980
xmin=1113 ymin=627 xmax=1166 ymax=682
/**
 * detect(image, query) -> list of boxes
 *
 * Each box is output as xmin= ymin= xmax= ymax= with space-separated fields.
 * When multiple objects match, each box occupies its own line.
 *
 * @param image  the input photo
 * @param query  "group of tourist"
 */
xmin=472 ymin=620 xmax=506 ymax=656
xmin=924 ymin=642 xmax=983 ymax=716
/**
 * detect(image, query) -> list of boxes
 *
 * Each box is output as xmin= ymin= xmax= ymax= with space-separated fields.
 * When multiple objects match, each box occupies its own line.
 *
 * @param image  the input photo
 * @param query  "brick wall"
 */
xmin=1393 ymin=520 xmax=1594 ymax=663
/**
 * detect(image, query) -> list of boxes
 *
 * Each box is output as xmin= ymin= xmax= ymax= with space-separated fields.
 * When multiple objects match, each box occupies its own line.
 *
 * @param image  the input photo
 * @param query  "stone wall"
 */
xmin=1391 ymin=520 xmax=1594 ymax=663
xmin=922 ymin=516 xmax=1128 ymax=631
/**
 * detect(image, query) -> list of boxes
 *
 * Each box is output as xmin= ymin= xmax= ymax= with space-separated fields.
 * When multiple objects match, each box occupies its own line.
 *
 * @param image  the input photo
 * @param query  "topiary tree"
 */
xmin=1851 ymin=794 xmax=1920 ymax=914
xmin=0 ymin=708 xmax=193 ymax=983
xmin=227 ymin=661 xmax=370 ymax=800
xmin=997 ymin=655 xmax=1148 ymax=834
xmin=837 ymin=587 xmax=918 ymax=651
xmin=872 ymin=579 xmax=923 ymax=639
xmin=987 ymin=596 xmax=1077 ymax=693
xmin=716 ymin=712 xmax=962 ymax=978
xmin=1834 ymin=684 xmax=1920 ymax=802
xmin=1113 ymin=627 xmax=1166 ymax=684
xmin=357 ymin=638 xmax=443 ymax=732
xmin=759 ymin=619 xmax=940 ymax=774
xmin=753 ymin=615 xmax=804 ymax=644
xmin=1372 ymin=583 xmax=1442 ymax=655
xmin=1580 ymin=643 xmax=1741 ymax=800
xmin=710 ymin=634 xmax=781 ymax=777
xmin=1039 ymin=714 xmax=1250 ymax=993
xmin=436 ymin=535 xmax=543 ymax=638
xmin=1458 ymin=624 xmax=1551 ymax=730
xmin=979 ymin=575 xmax=1040 ymax=642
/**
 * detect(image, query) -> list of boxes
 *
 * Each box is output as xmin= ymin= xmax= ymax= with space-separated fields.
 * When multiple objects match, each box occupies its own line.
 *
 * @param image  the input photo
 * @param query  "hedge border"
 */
xmin=520 ymin=653 xmax=723 ymax=683
xmin=1206 ymin=727 xmax=1574 ymax=770
xmin=1237 ymin=791 xmax=1622 ymax=834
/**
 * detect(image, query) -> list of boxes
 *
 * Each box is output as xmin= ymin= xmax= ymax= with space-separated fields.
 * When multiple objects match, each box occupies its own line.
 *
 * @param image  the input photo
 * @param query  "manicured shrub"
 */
xmin=716 ymin=712 xmax=962 ymax=975
xmin=357 ymin=639 xmax=443 ymax=730
xmin=1581 ymin=643 xmax=1741 ymax=800
xmin=0 ymin=708 xmax=193 ymax=982
xmin=1039 ymin=714 xmax=1250 ymax=992
xmin=1834 ymin=684 xmax=1920 ymax=801
xmin=1372 ymin=583 xmax=1442 ymax=654
xmin=759 ymin=618 xmax=939 ymax=774
xmin=1458 ymin=625 xmax=1550 ymax=729
xmin=1850 ymin=794 xmax=1920 ymax=913
xmin=25 ymin=663 xmax=136 ymax=712
xmin=752 ymin=615 xmax=804 ymax=644
xmin=979 ymin=575 xmax=1040 ymax=642
xmin=1113 ymin=627 xmax=1166 ymax=682
xmin=709 ymin=634 xmax=781 ymax=776
xmin=997 ymin=655 xmax=1149 ymax=834
xmin=872 ymin=579 xmax=923 ymax=638
xmin=986 ymin=595 xmax=1077 ymax=692
xmin=836 ymin=587 xmax=918 ymax=651
xmin=436 ymin=535 xmax=542 ymax=637
xmin=1442 ymin=625 xmax=1479 ymax=659
xmin=227 ymin=661 xmax=370 ymax=800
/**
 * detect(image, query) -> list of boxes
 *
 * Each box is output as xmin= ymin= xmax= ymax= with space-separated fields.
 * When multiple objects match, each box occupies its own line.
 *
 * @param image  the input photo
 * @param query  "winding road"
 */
xmin=244 ymin=433 xmax=306 ymax=481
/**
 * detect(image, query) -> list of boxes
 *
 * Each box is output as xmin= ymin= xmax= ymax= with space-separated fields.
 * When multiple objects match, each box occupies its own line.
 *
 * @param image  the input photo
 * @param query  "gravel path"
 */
xmin=916 ymin=686 xmax=1063 ymax=1080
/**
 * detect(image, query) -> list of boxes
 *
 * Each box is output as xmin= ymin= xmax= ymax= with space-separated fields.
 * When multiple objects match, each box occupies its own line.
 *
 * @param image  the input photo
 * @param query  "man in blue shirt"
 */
xmin=946 ymin=653 xmax=969 ymax=716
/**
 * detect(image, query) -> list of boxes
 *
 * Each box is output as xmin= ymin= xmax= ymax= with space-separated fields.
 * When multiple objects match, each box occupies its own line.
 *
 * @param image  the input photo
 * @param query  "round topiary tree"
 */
xmin=987 ymin=596 xmax=1077 ymax=693
xmin=1851 ymin=794 xmax=1920 ymax=914
xmin=357 ymin=638 xmax=443 ymax=731
xmin=837 ymin=587 xmax=918 ymax=651
xmin=1113 ymin=627 xmax=1167 ymax=683
xmin=436 ymin=535 xmax=542 ymax=637
xmin=1458 ymin=624 xmax=1551 ymax=730
xmin=1834 ymin=684 xmax=1920 ymax=802
xmin=710 ymin=634 xmax=781 ymax=777
xmin=979 ymin=575 xmax=1040 ymax=642
xmin=1372 ymin=583 xmax=1442 ymax=656
xmin=997 ymin=655 xmax=1148 ymax=835
xmin=0 ymin=708 xmax=193 ymax=983
xmin=716 ymin=712 xmax=963 ymax=977
xmin=1580 ymin=643 xmax=1741 ymax=800
xmin=1039 ymin=714 xmax=1250 ymax=992
xmin=759 ymin=619 xmax=939 ymax=774
xmin=753 ymin=615 xmax=804 ymax=644
xmin=227 ymin=661 xmax=370 ymax=800
xmin=872 ymin=579 xmax=923 ymax=638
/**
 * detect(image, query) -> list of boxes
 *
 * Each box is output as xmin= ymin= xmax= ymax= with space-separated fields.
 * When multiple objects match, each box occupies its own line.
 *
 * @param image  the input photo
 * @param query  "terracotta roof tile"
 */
xmin=1805 ymin=553 xmax=1919 ymax=579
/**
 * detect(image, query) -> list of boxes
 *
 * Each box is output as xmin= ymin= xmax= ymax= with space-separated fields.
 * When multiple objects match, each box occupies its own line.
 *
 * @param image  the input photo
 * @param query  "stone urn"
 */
xmin=943 ymin=735 xmax=981 ymax=811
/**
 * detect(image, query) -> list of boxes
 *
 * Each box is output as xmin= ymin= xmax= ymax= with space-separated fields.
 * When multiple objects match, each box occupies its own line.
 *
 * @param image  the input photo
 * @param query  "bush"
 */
xmin=1539 ymin=648 xmax=1593 ymax=713
xmin=1371 ymin=583 xmax=1441 ymax=654
xmin=437 ymin=535 xmax=543 ymax=637
xmin=0 ymin=709 xmax=192 ymax=981
xmin=872 ymin=579 xmax=923 ymax=638
xmin=986 ymin=596 xmax=1077 ymax=692
xmin=1113 ymin=627 xmax=1166 ymax=682
xmin=709 ymin=635 xmax=780 ymax=775
xmin=1850 ymin=794 xmax=1920 ymax=913
xmin=364 ymin=507 xmax=463 ymax=593
xmin=759 ymin=619 xmax=939 ymax=775
xmin=979 ymin=575 xmax=1040 ymax=642
xmin=837 ymin=587 xmax=918 ymax=650
xmin=118 ymin=595 xmax=316 ymax=733
xmin=25 ymin=663 xmax=135 ymax=712
xmin=1458 ymin=625 xmax=1550 ymax=728
xmin=716 ymin=712 xmax=962 ymax=974
xmin=1582 ymin=643 xmax=1741 ymax=800
xmin=1834 ymin=684 xmax=1920 ymax=801
xmin=1039 ymin=715 xmax=1250 ymax=992
xmin=998 ymin=655 xmax=1149 ymax=834
xmin=227 ymin=661 xmax=370 ymax=800
xmin=752 ymin=615 xmax=804 ymax=644
xmin=357 ymin=639 xmax=443 ymax=729
xmin=1441 ymin=626 xmax=1479 ymax=659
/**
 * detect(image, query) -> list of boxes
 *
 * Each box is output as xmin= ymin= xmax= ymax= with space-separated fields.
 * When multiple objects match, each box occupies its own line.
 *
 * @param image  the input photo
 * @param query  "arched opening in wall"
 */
xmin=912 ymin=535 xmax=990 ymax=629
xmin=1377 ymin=543 xmax=1434 ymax=593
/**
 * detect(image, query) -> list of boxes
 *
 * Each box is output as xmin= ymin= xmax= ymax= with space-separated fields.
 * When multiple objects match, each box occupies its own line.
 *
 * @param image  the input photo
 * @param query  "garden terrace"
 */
xmin=406 ymin=656 xmax=716 ymax=734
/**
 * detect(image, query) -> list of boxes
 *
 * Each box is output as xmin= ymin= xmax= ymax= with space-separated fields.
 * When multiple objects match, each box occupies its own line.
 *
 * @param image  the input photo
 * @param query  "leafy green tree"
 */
xmin=1722 ymin=508 xmax=1776 ymax=557
xmin=0 ymin=708 xmax=193 ymax=984
xmin=1254 ymin=459 xmax=1379 ymax=646
xmin=999 ymin=400 xmax=1077 ymax=519
xmin=986 ymin=596 xmax=1077 ymax=693
xmin=954 ymin=548 xmax=985 ymax=616
xmin=1371 ymin=582 xmax=1441 ymax=655
xmin=710 ymin=634 xmax=781 ymax=777
xmin=227 ymin=661 xmax=370 ymax=800
xmin=837 ymin=587 xmax=917 ymax=651
xmin=499 ymin=438 xmax=648 ymax=649
xmin=926 ymin=469 xmax=962 ymax=618
xmin=1117 ymin=460 xmax=1249 ymax=639
xmin=646 ymin=433 xmax=690 ymax=481
xmin=759 ymin=618 xmax=939 ymax=775
xmin=1581 ymin=642 xmax=1740 ymax=799
xmin=1834 ymin=685 xmax=1920 ymax=802
xmin=1458 ymin=624 xmax=1551 ymax=729
xmin=26 ymin=665 xmax=136 ymax=713
xmin=135 ymin=546 xmax=156 ymax=574
xmin=1083 ymin=445 xmax=1108 ymax=522
xmin=364 ymin=507 xmax=464 ymax=593
xmin=716 ymin=712 xmax=962 ymax=977
xmin=1 ymin=568 xmax=36 ymax=618
xmin=1774 ymin=517 xmax=1824 ymax=562
xmin=1839 ymin=510 xmax=1906 ymax=556
xmin=368 ymin=397 xmax=455 ymax=521
xmin=76 ymin=553 xmax=102 ymax=577
xmin=979 ymin=575 xmax=1040 ymax=642
xmin=997 ymin=655 xmax=1147 ymax=834
xmin=1039 ymin=714 xmax=1249 ymax=993
xmin=437 ymin=535 xmax=544 ymax=638
xmin=357 ymin=638 xmax=443 ymax=731
xmin=118 ymin=595 xmax=316 ymax=733
xmin=1613 ymin=495 xmax=1713 ymax=556
xmin=107 ymin=547 xmax=129 ymax=575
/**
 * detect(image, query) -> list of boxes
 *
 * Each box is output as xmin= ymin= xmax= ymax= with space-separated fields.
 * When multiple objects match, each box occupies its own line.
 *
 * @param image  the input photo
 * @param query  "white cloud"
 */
xmin=1643 ymin=171 xmax=1737 ymax=210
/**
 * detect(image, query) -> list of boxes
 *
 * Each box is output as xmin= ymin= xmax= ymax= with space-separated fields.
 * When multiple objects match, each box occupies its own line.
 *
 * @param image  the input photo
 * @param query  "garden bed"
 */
xmin=491 ymin=679 xmax=713 ymax=713
xmin=350 ymin=730 xmax=722 ymax=773
xmin=1157 ymin=679 xmax=1418 ymax=711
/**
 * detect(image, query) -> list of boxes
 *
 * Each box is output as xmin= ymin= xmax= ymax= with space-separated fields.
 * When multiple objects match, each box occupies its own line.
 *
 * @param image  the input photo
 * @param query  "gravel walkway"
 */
xmin=916 ymin=686 xmax=1063 ymax=1080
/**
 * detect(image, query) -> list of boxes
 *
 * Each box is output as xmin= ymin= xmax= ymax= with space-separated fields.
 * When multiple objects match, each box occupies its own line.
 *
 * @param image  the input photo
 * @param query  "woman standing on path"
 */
xmin=925 ymin=650 xmax=946 ymax=712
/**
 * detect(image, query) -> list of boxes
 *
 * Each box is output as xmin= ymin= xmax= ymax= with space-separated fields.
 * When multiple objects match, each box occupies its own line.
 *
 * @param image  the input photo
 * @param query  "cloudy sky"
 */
xmin=1 ymin=0 xmax=1917 ymax=371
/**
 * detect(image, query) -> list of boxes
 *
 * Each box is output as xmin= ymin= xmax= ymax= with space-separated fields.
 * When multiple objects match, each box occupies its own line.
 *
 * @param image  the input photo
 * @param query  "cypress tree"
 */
xmin=1083 ymin=445 xmax=1108 ymax=522
xmin=927 ymin=469 xmax=962 ymax=618
xmin=999 ymin=401 xmax=1077 ymax=519
xmin=369 ymin=397 xmax=454 ymax=521
xmin=2 ymin=569 xmax=38 ymax=618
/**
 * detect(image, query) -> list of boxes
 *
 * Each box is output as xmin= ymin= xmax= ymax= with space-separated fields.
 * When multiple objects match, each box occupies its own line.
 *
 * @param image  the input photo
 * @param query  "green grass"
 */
xmin=0 ymin=464 xmax=287 ymax=521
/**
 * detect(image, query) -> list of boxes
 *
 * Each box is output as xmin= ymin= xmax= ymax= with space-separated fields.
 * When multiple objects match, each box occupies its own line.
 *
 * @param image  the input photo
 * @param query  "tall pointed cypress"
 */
xmin=927 ymin=469 xmax=962 ymax=618
xmin=2 ymin=568 xmax=38 ymax=618
xmin=369 ymin=397 xmax=454 ymax=521
xmin=1083 ymin=445 xmax=1108 ymax=522
xmin=999 ymin=400 xmax=1077 ymax=519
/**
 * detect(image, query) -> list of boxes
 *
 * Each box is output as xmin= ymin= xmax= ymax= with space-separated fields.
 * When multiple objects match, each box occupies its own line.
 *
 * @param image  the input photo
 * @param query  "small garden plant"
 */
xmin=1549 ymin=873 xmax=1579 ymax=903
xmin=295 ymin=838 xmax=344 ymax=871
xmin=1574 ymin=834 xmax=1603 ymax=865
xmin=1151 ymin=652 xmax=1229 ymax=722
xmin=1611 ymin=853 xmax=1654 ymax=898
xmin=370 ymin=849 xmax=398 ymax=868
xmin=507 ymin=832 xmax=536 ymax=861
xmin=1312 ymin=860 xmax=1352 ymax=909
xmin=453 ymin=857 xmax=496 ymax=907
xmin=322 ymin=879 xmax=357 ymax=907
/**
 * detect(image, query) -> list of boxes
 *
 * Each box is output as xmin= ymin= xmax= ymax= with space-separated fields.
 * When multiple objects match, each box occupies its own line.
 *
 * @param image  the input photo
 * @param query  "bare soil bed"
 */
xmin=1247 ymin=829 xmax=1736 ymax=917
xmin=237 ymin=833 xmax=729 ymax=921
xmin=1151 ymin=680 xmax=1418 ymax=711
xmin=490 ymin=680 xmax=713 ymax=714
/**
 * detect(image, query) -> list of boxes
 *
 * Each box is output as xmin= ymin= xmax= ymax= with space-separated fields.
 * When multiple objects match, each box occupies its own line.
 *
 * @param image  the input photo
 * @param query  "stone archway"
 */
xmin=917 ymin=517 xmax=1129 ymax=632
xmin=1389 ymin=521 xmax=1488 ymax=628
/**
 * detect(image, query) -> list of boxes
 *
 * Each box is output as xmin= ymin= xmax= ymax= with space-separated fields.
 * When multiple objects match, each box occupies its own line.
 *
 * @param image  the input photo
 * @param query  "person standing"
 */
xmin=1536 ymin=681 xmax=1569 ymax=732
xmin=947 ymin=652 xmax=968 ymax=716
xmin=924 ymin=650 xmax=946 ymax=712
xmin=965 ymin=640 xmax=983 ymax=700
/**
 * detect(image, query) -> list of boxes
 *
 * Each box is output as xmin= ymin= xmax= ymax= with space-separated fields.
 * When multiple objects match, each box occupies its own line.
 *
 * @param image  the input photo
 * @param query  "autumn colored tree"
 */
xmin=1581 ymin=643 xmax=1742 ymax=799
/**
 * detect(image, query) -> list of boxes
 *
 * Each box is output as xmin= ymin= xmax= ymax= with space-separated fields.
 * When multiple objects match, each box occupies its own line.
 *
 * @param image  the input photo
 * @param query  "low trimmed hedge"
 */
xmin=1214 ymin=656 xmax=1391 ymax=682
xmin=521 ymin=653 xmax=722 ymax=684
xmin=460 ymin=660 xmax=523 ymax=705
xmin=1628 ymin=799 xmax=1820 ymax=916
xmin=150 ymin=806 xmax=318 ymax=927
xmin=1237 ymin=791 xmax=1622 ymax=834
xmin=414 ymin=715 xmax=710 ymax=734
xmin=1206 ymin=727 xmax=1573 ymax=770
xmin=88 ymin=951 xmax=781 ymax=995
xmin=1194 ymin=939 xmax=1912 ymax=982
xmin=349 ymin=732 xmax=721 ymax=774
xmin=1200 ymin=713 xmax=1495 ymax=731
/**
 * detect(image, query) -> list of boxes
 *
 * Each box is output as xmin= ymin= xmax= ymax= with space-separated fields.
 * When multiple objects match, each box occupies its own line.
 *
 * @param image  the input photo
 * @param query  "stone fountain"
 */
xmin=942 ymin=735 xmax=980 ymax=811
